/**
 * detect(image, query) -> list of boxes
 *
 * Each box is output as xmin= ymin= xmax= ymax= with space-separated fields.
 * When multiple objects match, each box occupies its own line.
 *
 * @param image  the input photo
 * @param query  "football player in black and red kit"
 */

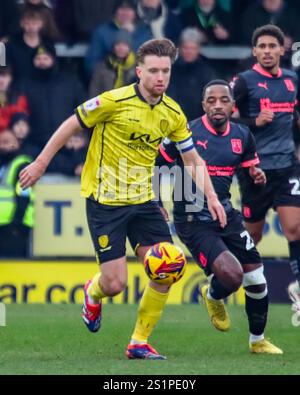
xmin=232 ymin=25 xmax=300 ymax=305
xmin=157 ymin=80 xmax=282 ymax=354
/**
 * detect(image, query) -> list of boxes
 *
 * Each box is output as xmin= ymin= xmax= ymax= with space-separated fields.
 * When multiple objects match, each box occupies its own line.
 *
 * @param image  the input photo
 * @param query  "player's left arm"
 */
xmin=241 ymin=131 xmax=266 ymax=185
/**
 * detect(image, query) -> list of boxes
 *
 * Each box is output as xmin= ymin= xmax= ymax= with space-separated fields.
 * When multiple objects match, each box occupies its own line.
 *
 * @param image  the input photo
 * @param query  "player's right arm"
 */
xmin=19 ymin=115 xmax=82 ymax=189
xmin=20 ymin=92 xmax=116 ymax=190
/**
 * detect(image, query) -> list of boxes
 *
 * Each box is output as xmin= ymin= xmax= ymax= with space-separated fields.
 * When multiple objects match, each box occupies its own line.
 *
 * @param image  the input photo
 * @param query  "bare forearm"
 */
xmin=37 ymin=115 xmax=82 ymax=166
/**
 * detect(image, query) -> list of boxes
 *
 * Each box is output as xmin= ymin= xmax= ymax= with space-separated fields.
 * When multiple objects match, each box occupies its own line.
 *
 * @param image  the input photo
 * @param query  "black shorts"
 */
xmin=238 ymin=164 xmax=300 ymax=223
xmin=175 ymin=209 xmax=261 ymax=275
xmin=86 ymin=198 xmax=172 ymax=263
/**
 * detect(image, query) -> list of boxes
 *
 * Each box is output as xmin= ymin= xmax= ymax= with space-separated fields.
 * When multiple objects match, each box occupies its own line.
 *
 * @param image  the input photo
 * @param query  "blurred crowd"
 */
xmin=1 ymin=0 xmax=300 ymax=256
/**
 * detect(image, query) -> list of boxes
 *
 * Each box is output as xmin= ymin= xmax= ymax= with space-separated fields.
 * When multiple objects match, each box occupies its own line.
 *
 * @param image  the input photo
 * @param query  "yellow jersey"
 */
xmin=76 ymin=83 xmax=192 ymax=205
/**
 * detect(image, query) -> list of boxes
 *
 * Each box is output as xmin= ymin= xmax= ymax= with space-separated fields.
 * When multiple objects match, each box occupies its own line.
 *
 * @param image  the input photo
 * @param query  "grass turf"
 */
xmin=0 ymin=303 xmax=299 ymax=375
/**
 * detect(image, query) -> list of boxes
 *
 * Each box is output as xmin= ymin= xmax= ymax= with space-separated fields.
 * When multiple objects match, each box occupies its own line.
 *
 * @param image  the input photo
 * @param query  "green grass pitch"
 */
xmin=0 ymin=304 xmax=299 ymax=375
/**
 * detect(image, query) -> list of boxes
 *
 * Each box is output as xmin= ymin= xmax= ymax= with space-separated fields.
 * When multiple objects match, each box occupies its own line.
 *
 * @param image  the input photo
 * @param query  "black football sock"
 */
xmin=289 ymin=240 xmax=300 ymax=287
xmin=245 ymin=293 xmax=268 ymax=336
xmin=209 ymin=275 xmax=233 ymax=300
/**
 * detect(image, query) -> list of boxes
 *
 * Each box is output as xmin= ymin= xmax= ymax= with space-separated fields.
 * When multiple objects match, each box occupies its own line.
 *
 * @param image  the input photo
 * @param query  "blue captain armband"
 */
xmin=176 ymin=137 xmax=194 ymax=153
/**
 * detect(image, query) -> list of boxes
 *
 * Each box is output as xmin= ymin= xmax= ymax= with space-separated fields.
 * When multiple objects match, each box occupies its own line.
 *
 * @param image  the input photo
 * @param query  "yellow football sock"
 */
xmin=131 ymin=284 xmax=169 ymax=343
xmin=88 ymin=272 xmax=107 ymax=302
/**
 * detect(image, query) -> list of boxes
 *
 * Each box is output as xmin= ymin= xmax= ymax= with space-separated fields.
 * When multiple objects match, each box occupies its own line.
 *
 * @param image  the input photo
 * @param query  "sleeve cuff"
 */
xmin=241 ymin=157 xmax=260 ymax=168
xmin=159 ymin=147 xmax=175 ymax=163
xmin=75 ymin=108 xmax=88 ymax=129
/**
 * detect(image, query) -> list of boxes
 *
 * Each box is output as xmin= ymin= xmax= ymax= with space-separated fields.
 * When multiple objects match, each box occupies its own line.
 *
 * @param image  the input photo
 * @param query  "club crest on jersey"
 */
xmin=231 ymin=139 xmax=242 ymax=154
xmin=85 ymin=97 xmax=100 ymax=111
xmin=160 ymin=119 xmax=169 ymax=133
xmin=284 ymin=79 xmax=295 ymax=92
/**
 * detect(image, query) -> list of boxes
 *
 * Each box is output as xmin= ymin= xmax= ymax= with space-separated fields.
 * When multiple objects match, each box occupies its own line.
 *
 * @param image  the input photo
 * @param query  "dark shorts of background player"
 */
xmin=175 ymin=209 xmax=261 ymax=276
xmin=238 ymin=164 xmax=300 ymax=223
xmin=86 ymin=198 xmax=172 ymax=264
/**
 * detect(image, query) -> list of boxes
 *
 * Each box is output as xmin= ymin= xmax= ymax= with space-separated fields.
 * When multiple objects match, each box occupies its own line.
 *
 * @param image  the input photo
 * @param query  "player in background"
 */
xmin=232 ymin=25 xmax=300 ymax=304
xmin=19 ymin=38 xmax=226 ymax=360
xmin=157 ymin=80 xmax=282 ymax=354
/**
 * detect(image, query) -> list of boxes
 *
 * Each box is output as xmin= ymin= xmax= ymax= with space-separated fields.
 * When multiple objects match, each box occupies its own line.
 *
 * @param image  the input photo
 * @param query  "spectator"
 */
xmin=7 ymin=8 xmax=55 ymax=80
xmin=71 ymin=0 xmax=120 ymax=41
xmin=0 ymin=0 xmax=20 ymax=41
xmin=85 ymin=0 xmax=152 ymax=76
xmin=0 ymin=66 xmax=28 ymax=132
xmin=18 ymin=0 xmax=62 ymax=41
xmin=239 ymin=0 xmax=300 ymax=48
xmin=136 ymin=0 xmax=183 ymax=43
xmin=19 ymin=44 xmax=86 ymax=150
xmin=181 ymin=0 xmax=232 ymax=44
xmin=57 ymin=132 xmax=88 ymax=177
xmin=89 ymin=30 xmax=136 ymax=98
xmin=0 ymin=129 xmax=34 ymax=258
xmin=10 ymin=113 xmax=40 ymax=159
xmin=168 ymin=27 xmax=216 ymax=120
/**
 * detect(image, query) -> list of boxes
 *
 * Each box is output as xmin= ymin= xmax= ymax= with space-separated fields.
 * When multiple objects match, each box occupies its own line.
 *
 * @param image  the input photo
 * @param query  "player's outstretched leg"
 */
xmin=126 ymin=283 xmax=168 ymax=360
xmin=243 ymin=266 xmax=283 ymax=354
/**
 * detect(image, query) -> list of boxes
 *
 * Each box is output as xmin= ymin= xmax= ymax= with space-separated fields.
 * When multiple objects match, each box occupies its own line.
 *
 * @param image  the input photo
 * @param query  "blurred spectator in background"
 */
xmin=19 ymin=44 xmax=86 ymax=150
xmin=10 ymin=113 xmax=40 ymax=159
xmin=7 ymin=8 xmax=55 ymax=80
xmin=48 ymin=131 xmax=88 ymax=177
xmin=168 ymin=27 xmax=216 ymax=120
xmin=136 ymin=0 xmax=183 ymax=43
xmin=85 ymin=0 xmax=152 ymax=76
xmin=0 ymin=129 xmax=34 ymax=257
xmin=71 ymin=0 xmax=119 ymax=41
xmin=181 ymin=0 xmax=232 ymax=44
xmin=0 ymin=66 xmax=28 ymax=133
xmin=239 ymin=0 xmax=300 ymax=50
xmin=89 ymin=30 xmax=136 ymax=98
xmin=0 ymin=0 xmax=20 ymax=42
xmin=18 ymin=0 xmax=62 ymax=41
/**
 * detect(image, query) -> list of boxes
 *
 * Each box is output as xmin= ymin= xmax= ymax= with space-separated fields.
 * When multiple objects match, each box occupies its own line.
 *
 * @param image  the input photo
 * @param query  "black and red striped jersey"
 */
xmin=158 ymin=115 xmax=259 ymax=222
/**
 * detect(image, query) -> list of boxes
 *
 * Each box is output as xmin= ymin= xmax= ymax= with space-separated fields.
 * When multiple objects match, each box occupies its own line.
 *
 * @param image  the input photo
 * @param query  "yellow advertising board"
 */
xmin=33 ymin=182 xmax=288 ymax=257
xmin=0 ymin=261 xmax=245 ymax=305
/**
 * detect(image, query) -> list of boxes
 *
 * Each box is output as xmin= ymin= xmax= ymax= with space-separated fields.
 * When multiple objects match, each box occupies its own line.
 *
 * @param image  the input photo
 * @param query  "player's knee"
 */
xmin=101 ymin=276 xmax=127 ymax=296
xmin=213 ymin=252 xmax=243 ymax=291
xmin=220 ymin=265 xmax=243 ymax=292
xmin=283 ymin=224 xmax=300 ymax=241
xmin=243 ymin=266 xmax=268 ymax=299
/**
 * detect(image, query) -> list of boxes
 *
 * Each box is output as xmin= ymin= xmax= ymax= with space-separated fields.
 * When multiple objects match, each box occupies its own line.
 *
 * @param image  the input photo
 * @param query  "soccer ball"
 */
xmin=144 ymin=242 xmax=187 ymax=285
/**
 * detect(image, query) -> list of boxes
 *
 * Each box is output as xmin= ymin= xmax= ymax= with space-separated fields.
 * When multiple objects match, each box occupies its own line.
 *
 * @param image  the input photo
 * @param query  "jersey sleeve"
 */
xmin=158 ymin=138 xmax=180 ymax=165
xmin=75 ymin=91 xmax=117 ymax=128
xmin=167 ymin=110 xmax=192 ymax=143
xmin=232 ymin=75 xmax=256 ymax=127
xmin=240 ymin=131 xmax=260 ymax=168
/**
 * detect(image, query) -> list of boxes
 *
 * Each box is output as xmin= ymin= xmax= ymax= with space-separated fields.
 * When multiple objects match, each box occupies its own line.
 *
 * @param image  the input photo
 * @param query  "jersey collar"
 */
xmin=134 ymin=84 xmax=163 ymax=107
xmin=253 ymin=63 xmax=282 ymax=78
xmin=202 ymin=115 xmax=230 ymax=136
